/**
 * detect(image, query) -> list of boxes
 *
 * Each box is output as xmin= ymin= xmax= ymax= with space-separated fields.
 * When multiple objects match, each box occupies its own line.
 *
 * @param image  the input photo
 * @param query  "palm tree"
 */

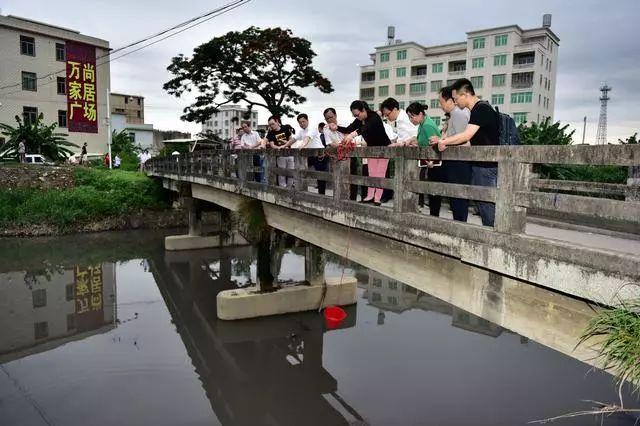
xmin=0 ymin=113 xmax=78 ymax=161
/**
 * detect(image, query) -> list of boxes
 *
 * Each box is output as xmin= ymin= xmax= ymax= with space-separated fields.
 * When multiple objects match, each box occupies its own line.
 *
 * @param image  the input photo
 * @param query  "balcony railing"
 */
xmin=448 ymin=70 xmax=465 ymax=76
xmin=410 ymin=74 xmax=427 ymax=80
xmin=512 ymin=81 xmax=533 ymax=89
xmin=513 ymin=61 xmax=534 ymax=69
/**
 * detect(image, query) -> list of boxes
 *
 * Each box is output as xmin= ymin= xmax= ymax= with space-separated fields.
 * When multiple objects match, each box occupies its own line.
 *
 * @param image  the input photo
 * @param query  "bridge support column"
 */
xmin=305 ymin=244 xmax=325 ymax=286
xmin=165 ymin=196 xmax=249 ymax=251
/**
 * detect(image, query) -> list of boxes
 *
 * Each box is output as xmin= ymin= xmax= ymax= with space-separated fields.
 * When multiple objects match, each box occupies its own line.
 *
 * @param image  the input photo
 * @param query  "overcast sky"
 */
xmin=2 ymin=0 xmax=639 ymax=143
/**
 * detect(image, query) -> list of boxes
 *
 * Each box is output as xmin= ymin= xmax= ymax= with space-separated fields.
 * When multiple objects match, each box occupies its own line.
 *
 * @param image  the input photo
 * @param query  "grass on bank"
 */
xmin=0 ymin=167 xmax=170 ymax=229
xmin=578 ymin=299 xmax=640 ymax=393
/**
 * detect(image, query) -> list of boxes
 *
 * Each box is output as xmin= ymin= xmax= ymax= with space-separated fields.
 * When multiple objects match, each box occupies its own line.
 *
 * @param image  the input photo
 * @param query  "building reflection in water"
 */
xmin=0 ymin=262 xmax=117 ymax=364
xmin=360 ymin=270 xmax=520 ymax=340
xmin=149 ymin=246 xmax=366 ymax=426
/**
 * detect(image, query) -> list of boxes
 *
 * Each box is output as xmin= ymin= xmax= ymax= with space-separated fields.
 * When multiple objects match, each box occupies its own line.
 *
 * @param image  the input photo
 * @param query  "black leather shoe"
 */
xmin=359 ymin=198 xmax=374 ymax=204
xmin=373 ymin=202 xmax=381 ymax=207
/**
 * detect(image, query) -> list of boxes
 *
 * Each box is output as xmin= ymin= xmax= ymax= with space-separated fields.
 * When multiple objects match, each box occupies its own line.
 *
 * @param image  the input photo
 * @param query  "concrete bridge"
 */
xmin=146 ymin=144 xmax=640 ymax=306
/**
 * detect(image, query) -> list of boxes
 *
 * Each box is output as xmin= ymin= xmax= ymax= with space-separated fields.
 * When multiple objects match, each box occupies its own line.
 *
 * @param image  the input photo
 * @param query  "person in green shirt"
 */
xmin=406 ymin=102 xmax=445 ymax=217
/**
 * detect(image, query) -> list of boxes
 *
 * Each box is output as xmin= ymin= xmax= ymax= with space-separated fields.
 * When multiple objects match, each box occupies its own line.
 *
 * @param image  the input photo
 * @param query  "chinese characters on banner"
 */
xmin=74 ymin=264 xmax=104 ymax=331
xmin=66 ymin=41 xmax=98 ymax=133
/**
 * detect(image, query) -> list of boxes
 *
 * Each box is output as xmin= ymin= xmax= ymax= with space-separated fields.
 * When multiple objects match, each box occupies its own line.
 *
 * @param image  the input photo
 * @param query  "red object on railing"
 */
xmin=318 ymin=141 xmax=356 ymax=162
xmin=323 ymin=306 xmax=347 ymax=329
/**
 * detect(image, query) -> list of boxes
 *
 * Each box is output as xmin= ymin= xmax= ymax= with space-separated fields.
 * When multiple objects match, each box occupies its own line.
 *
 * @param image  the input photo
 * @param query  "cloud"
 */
xmin=2 ymin=0 xmax=639 ymax=139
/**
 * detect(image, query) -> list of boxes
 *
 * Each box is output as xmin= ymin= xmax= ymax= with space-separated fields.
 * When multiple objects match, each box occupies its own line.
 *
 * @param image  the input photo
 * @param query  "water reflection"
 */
xmin=153 ymin=247 xmax=362 ymax=425
xmin=0 ymin=231 xmax=637 ymax=426
xmin=0 ymin=262 xmax=117 ymax=364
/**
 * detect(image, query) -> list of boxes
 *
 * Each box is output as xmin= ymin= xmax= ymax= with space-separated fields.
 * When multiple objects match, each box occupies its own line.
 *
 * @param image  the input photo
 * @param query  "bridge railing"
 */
xmin=148 ymin=145 xmax=640 ymax=235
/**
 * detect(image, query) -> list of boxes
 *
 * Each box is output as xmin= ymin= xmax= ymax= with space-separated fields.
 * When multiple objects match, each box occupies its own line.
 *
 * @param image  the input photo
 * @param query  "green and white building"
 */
xmin=359 ymin=15 xmax=559 ymax=127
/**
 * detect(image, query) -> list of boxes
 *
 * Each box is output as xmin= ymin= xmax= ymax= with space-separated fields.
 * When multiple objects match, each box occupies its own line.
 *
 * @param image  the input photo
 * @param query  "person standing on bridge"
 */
xmin=336 ymin=100 xmax=392 ymax=206
xmin=433 ymin=85 xmax=472 ymax=222
xmin=324 ymin=107 xmax=368 ymax=201
xmin=240 ymin=121 xmax=264 ymax=183
xmin=406 ymin=102 xmax=445 ymax=217
xmin=266 ymin=115 xmax=296 ymax=187
xmin=292 ymin=113 xmax=327 ymax=194
xmin=431 ymin=78 xmax=499 ymax=227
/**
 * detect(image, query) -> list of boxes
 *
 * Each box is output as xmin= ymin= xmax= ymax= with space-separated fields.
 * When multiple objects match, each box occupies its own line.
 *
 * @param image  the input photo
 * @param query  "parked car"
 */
xmin=68 ymin=153 xmax=103 ymax=165
xmin=25 ymin=154 xmax=54 ymax=165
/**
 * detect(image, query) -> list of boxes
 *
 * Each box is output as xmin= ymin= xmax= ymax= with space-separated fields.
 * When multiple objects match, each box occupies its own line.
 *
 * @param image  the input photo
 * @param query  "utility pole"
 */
xmin=581 ymin=116 xmax=587 ymax=144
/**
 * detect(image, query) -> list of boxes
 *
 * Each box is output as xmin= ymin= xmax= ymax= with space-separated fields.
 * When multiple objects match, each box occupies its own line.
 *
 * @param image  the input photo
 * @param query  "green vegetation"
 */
xmin=0 ymin=113 xmax=78 ymax=161
xmin=0 ymin=168 xmax=169 ymax=230
xmin=519 ymin=119 xmax=630 ymax=184
xmin=578 ymin=299 xmax=640 ymax=393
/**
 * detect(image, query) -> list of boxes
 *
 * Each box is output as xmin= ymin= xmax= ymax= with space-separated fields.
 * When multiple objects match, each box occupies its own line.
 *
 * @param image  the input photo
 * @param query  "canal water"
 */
xmin=0 ymin=230 xmax=637 ymax=426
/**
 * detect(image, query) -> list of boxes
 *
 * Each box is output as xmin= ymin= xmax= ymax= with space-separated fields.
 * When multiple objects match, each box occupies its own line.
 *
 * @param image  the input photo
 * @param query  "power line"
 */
xmin=0 ymin=0 xmax=250 ymax=94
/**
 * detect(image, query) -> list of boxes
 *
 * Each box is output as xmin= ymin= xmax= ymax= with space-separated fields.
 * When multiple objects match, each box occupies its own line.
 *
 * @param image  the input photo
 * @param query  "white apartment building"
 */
xmin=0 ymin=14 xmax=110 ymax=154
xmin=359 ymin=15 xmax=559 ymax=127
xmin=202 ymin=104 xmax=259 ymax=140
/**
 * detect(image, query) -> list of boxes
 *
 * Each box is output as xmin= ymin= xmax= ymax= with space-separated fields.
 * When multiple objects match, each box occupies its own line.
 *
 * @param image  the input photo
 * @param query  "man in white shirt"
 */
xmin=294 ymin=113 xmax=327 ymax=194
xmin=240 ymin=121 xmax=264 ymax=182
xmin=323 ymin=107 xmax=366 ymax=200
xmin=380 ymin=98 xmax=417 ymax=146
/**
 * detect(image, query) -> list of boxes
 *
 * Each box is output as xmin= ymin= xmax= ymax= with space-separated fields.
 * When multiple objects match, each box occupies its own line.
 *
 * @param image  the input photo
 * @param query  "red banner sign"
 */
xmin=74 ymin=264 xmax=104 ymax=332
xmin=66 ymin=41 xmax=98 ymax=133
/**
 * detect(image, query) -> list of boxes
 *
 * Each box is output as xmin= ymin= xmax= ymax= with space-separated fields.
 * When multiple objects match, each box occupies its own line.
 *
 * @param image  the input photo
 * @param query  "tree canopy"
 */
xmin=163 ymin=26 xmax=334 ymax=122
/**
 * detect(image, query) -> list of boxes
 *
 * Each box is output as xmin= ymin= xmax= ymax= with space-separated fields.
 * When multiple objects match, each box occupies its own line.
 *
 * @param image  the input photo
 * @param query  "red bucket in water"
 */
xmin=324 ymin=306 xmax=347 ymax=329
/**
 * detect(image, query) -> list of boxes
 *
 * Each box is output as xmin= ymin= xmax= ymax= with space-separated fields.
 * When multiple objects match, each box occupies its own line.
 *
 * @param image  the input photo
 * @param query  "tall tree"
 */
xmin=163 ymin=26 xmax=333 ymax=122
xmin=0 ymin=113 xmax=78 ymax=161
xmin=618 ymin=133 xmax=638 ymax=145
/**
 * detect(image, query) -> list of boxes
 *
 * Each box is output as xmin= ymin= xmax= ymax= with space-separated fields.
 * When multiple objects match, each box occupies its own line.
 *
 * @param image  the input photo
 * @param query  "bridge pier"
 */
xmin=217 ymin=242 xmax=355 ymax=321
xmin=627 ymin=166 xmax=640 ymax=202
xmin=165 ymin=195 xmax=249 ymax=251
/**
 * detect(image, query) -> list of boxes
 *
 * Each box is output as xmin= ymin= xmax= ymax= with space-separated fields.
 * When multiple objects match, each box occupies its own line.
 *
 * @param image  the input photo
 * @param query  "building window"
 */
xmin=66 ymin=284 xmax=74 ymax=301
xmin=372 ymin=278 xmax=382 ymax=288
xmin=388 ymin=281 xmax=398 ymax=290
xmin=470 ymin=76 xmax=484 ymax=89
xmin=430 ymin=80 xmax=442 ymax=92
xmin=58 ymin=110 xmax=67 ymax=128
xmin=511 ymin=92 xmax=533 ymax=104
xmin=396 ymin=50 xmax=407 ymax=60
xmin=492 ymin=74 xmax=506 ymax=87
xmin=23 ymin=107 xmax=38 ymax=125
xmin=398 ymin=101 xmax=405 ymax=110
xmin=380 ymin=52 xmax=390 ymax=62
xmin=67 ymin=314 xmax=76 ymax=331
xmin=472 ymin=37 xmax=485 ymax=49
xmin=491 ymin=94 xmax=505 ymax=105
xmin=494 ymin=54 xmax=507 ymax=66
xmin=137 ymin=98 xmax=141 ymax=105
xmin=32 ymin=289 xmax=47 ymax=308
xmin=34 ymin=322 xmax=49 ymax=340
xmin=432 ymin=63 xmax=443 ymax=73
xmin=378 ymin=86 xmax=389 ymax=96
xmin=472 ymin=57 xmax=484 ymax=69
xmin=495 ymin=34 xmax=508 ymax=47
xmin=410 ymin=82 xmax=427 ymax=95
xmin=395 ymin=84 xmax=406 ymax=95
xmin=20 ymin=35 xmax=35 ymax=56
xmin=128 ymin=132 xmax=136 ymax=142
xmin=57 ymin=77 xmax=66 ymax=95
xmin=55 ymin=43 xmax=65 ymax=61
xmin=360 ymin=87 xmax=375 ymax=99
xmin=372 ymin=292 xmax=382 ymax=302
xmin=396 ymin=67 xmax=406 ymax=78
xmin=22 ymin=72 xmax=37 ymax=91
xmin=387 ymin=296 xmax=398 ymax=305
xmin=513 ymin=112 xmax=527 ymax=125
xmin=137 ymin=111 xmax=141 ymax=118
xmin=430 ymin=116 xmax=441 ymax=126
xmin=430 ymin=99 xmax=439 ymax=109
xmin=379 ymin=69 xmax=389 ymax=79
